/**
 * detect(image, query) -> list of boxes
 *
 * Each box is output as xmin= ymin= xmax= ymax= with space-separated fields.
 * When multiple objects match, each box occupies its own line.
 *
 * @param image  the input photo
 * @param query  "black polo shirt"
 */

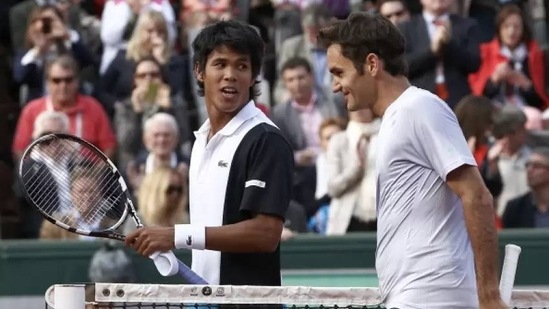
xmin=182 ymin=101 xmax=294 ymax=286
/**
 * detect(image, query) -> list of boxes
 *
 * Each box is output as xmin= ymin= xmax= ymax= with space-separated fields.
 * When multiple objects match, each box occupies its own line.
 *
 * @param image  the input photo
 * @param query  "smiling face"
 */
xmin=195 ymin=45 xmax=256 ymax=115
xmin=327 ymin=44 xmax=377 ymax=111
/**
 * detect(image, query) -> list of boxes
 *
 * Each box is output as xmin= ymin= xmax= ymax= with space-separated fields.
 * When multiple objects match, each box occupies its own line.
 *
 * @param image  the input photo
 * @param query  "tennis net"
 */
xmin=45 ymin=283 xmax=549 ymax=309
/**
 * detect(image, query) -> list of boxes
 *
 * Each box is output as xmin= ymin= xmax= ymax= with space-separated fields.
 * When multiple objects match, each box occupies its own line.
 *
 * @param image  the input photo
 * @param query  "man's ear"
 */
xmin=194 ymin=63 xmax=204 ymax=82
xmin=365 ymin=53 xmax=380 ymax=76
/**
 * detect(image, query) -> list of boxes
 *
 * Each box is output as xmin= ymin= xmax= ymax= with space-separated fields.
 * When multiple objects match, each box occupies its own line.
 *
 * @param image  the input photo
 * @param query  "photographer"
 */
xmin=12 ymin=4 xmax=96 ymax=104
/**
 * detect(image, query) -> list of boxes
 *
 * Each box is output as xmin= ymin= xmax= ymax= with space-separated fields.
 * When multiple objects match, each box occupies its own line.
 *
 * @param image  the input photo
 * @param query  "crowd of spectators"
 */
xmin=0 ymin=0 xmax=547 ymax=241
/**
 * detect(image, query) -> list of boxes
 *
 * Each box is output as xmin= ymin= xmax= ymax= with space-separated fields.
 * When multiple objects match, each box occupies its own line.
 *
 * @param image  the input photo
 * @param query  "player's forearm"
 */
xmin=175 ymin=216 xmax=282 ymax=253
xmin=205 ymin=220 xmax=281 ymax=252
xmin=462 ymin=189 xmax=501 ymax=302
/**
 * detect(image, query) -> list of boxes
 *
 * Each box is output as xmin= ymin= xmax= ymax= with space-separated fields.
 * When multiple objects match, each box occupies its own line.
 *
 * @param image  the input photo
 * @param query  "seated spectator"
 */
xmin=126 ymin=113 xmax=188 ymax=193
xmin=271 ymin=57 xmax=342 ymax=218
xmin=325 ymin=109 xmax=379 ymax=235
xmin=469 ymin=4 xmax=549 ymax=110
xmin=491 ymin=106 xmax=531 ymax=217
xmin=40 ymin=166 xmax=112 ymax=240
xmin=308 ymin=117 xmax=346 ymax=234
xmin=97 ymin=9 xmax=188 ymax=118
xmin=273 ymin=4 xmax=338 ymax=106
xmin=9 ymin=0 xmax=85 ymax=52
xmin=455 ymin=95 xmax=504 ymax=226
xmin=114 ymin=57 xmax=190 ymax=171
xmin=14 ymin=110 xmax=70 ymax=239
xmin=397 ymin=0 xmax=481 ymax=109
xmin=12 ymin=4 xmax=96 ymax=104
xmin=503 ymin=147 xmax=549 ymax=228
xmin=100 ymin=0 xmax=176 ymax=75
xmin=136 ymin=166 xmax=189 ymax=227
xmin=12 ymin=55 xmax=117 ymax=162
xmin=377 ymin=0 xmax=410 ymax=25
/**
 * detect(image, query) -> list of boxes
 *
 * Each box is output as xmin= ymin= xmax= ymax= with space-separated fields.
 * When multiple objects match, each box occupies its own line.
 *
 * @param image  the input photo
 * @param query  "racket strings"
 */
xmin=21 ymin=138 xmax=128 ymax=231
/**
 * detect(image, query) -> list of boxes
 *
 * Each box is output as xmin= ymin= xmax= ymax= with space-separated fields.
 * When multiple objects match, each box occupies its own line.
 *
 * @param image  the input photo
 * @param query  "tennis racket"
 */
xmin=18 ymin=133 xmax=207 ymax=284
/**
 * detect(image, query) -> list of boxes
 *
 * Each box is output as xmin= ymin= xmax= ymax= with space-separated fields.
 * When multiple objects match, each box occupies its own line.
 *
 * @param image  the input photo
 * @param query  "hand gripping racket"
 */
xmin=18 ymin=133 xmax=207 ymax=284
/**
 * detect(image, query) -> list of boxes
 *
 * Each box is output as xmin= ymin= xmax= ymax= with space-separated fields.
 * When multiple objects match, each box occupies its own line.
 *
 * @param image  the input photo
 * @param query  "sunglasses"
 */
xmin=135 ymin=72 xmax=161 ymax=79
xmin=166 ymin=185 xmax=183 ymax=195
xmin=49 ymin=76 xmax=75 ymax=84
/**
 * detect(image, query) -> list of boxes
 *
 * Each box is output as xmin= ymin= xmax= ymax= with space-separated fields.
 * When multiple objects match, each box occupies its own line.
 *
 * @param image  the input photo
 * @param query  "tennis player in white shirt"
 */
xmin=319 ymin=12 xmax=506 ymax=309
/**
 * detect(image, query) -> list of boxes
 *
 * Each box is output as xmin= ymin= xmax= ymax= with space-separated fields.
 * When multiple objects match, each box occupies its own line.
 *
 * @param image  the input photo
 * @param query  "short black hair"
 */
xmin=192 ymin=20 xmax=265 ymax=99
xmin=317 ymin=12 xmax=407 ymax=76
xmin=280 ymin=57 xmax=312 ymax=75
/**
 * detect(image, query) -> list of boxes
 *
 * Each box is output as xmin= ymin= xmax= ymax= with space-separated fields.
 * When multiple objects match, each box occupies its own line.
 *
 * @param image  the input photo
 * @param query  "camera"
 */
xmin=42 ymin=17 xmax=52 ymax=34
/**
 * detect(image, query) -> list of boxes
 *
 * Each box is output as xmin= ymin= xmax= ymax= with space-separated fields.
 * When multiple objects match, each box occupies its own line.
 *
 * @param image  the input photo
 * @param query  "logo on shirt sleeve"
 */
xmin=218 ymin=160 xmax=228 ymax=167
xmin=245 ymin=179 xmax=266 ymax=188
xmin=186 ymin=235 xmax=192 ymax=246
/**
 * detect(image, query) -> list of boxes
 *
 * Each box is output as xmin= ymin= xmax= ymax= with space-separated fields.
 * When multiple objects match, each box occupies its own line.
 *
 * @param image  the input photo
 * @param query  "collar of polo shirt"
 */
xmin=194 ymin=101 xmax=262 ymax=138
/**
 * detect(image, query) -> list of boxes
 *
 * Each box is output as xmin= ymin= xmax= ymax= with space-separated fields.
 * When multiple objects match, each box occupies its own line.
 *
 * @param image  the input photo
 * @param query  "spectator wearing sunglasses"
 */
xmin=12 ymin=54 xmax=117 ymax=162
xmin=114 ymin=57 xmax=191 ymax=176
xmin=133 ymin=166 xmax=189 ymax=229
xmin=377 ymin=0 xmax=410 ymax=25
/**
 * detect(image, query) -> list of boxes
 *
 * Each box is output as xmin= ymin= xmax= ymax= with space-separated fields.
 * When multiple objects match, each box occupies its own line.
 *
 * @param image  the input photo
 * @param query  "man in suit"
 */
xmin=503 ymin=147 xmax=549 ymax=228
xmin=397 ymin=0 xmax=481 ymax=108
xmin=271 ymin=57 xmax=341 ymax=217
xmin=273 ymin=3 xmax=337 ymax=107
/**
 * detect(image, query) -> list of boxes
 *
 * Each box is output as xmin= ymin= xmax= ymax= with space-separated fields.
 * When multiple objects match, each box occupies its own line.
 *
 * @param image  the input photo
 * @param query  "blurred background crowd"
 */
xmin=0 ymin=0 xmax=547 ymax=242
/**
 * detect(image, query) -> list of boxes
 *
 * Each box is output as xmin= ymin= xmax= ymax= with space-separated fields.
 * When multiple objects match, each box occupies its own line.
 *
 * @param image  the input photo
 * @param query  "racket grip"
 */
xmin=149 ymin=251 xmax=208 ymax=284
xmin=499 ymin=244 xmax=522 ymax=306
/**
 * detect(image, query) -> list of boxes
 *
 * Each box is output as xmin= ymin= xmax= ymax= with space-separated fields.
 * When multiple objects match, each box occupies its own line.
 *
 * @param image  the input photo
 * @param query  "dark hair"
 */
xmin=454 ymin=95 xmax=495 ymax=146
xmin=192 ymin=20 xmax=264 ymax=99
xmin=376 ymin=0 xmax=408 ymax=11
xmin=281 ymin=57 xmax=312 ymax=74
xmin=495 ymin=4 xmax=532 ymax=44
xmin=317 ymin=12 xmax=407 ymax=76
xmin=133 ymin=56 xmax=167 ymax=84
xmin=25 ymin=5 xmax=64 ymax=49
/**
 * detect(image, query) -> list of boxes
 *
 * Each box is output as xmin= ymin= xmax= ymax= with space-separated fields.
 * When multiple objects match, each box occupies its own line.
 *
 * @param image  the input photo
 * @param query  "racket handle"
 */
xmin=499 ymin=244 xmax=522 ymax=306
xmin=149 ymin=251 xmax=208 ymax=284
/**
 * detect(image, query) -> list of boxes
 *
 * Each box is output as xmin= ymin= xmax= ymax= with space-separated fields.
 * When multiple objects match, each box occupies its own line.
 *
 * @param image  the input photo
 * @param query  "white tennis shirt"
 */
xmin=375 ymin=86 xmax=479 ymax=309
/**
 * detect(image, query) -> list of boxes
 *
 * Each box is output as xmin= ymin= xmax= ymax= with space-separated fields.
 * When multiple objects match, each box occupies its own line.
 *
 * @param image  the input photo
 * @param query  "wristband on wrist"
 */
xmin=175 ymin=224 xmax=206 ymax=250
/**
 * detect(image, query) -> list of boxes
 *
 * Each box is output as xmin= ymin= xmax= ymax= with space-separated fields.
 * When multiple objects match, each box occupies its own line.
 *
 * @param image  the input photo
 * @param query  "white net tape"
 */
xmin=44 ymin=283 xmax=549 ymax=308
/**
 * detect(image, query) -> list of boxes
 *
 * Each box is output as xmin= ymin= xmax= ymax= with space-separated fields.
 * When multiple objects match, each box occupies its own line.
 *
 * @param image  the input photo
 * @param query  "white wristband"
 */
xmin=174 ymin=224 xmax=206 ymax=250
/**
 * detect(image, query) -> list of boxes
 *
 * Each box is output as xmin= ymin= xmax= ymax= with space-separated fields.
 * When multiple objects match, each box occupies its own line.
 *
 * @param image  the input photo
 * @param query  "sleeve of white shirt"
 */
xmin=411 ymin=95 xmax=477 ymax=181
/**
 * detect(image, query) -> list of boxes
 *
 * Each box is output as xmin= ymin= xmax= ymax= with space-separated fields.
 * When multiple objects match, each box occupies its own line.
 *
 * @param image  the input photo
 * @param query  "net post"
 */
xmin=54 ymin=284 xmax=86 ymax=309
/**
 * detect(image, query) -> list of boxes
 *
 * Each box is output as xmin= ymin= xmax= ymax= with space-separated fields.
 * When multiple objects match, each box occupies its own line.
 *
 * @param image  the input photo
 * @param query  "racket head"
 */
xmin=17 ymin=133 xmax=136 ymax=240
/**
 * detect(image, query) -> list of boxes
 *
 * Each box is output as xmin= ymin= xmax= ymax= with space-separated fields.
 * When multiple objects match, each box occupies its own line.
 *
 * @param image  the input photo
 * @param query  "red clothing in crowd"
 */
xmin=12 ymin=95 xmax=117 ymax=154
xmin=468 ymin=39 xmax=549 ymax=108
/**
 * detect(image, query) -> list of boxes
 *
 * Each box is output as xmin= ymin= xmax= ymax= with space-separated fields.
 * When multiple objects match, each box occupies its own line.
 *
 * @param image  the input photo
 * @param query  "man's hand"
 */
xmin=446 ymin=165 xmax=503 ymax=308
xmin=125 ymin=226 xmax=176 ymax=257
xmin=431 ymin=21 xmax=451 ymax=55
